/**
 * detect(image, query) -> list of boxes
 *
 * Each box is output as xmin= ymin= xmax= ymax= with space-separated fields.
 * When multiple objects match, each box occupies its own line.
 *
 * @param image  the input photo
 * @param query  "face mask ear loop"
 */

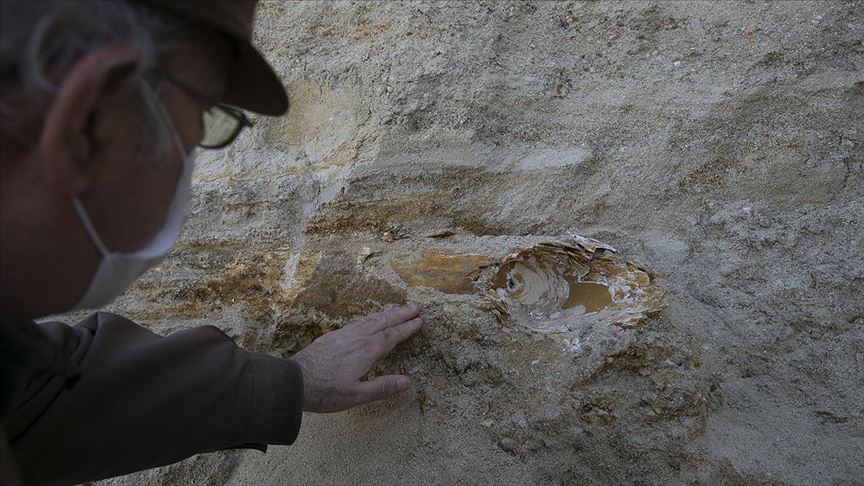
xmin=72 ymin=198 xmax=110 ymax=256
xmin=141 ymin=81 xmax=187 ymax=159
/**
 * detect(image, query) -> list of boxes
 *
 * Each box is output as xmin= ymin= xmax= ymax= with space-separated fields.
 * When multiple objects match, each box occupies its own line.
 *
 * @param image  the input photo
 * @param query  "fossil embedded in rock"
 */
xmin=487 ymin=240 xmax=664 ymax=331
xmin=387 ymin=235 xmax=664 ymax=331
xmin=491 ymin=249 xmax=614 ymax=316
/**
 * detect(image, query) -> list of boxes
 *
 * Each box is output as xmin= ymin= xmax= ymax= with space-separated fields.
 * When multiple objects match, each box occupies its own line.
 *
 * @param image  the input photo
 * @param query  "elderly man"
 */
xmin=0 ymin=1 xmax=424 ymax=484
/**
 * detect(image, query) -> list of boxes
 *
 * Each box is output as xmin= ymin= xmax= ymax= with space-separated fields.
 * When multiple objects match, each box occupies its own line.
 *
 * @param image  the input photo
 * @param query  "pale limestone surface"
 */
xmin=95 ymin=1 xmax=863 ymax=484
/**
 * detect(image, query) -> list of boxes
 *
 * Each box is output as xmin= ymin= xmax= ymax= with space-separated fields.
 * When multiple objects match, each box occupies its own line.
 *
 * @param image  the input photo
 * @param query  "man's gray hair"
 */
xmin=0 ymin=0 xmax=188 ymax=155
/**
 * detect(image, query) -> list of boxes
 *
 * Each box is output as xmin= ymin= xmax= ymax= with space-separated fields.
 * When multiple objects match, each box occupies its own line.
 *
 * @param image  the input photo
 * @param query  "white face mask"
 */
xmin=71 ymin=85 xmax=195 ymax=310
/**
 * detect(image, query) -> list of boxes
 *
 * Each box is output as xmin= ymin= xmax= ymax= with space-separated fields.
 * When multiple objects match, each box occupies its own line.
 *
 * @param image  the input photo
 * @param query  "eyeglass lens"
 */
xmin=200 ymin=107 xmax=243 ymax=148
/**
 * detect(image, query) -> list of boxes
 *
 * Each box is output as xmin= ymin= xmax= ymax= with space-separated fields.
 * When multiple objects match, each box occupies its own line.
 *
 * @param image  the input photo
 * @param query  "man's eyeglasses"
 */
xmin=151 ymin=69 xmax=253 ymax=149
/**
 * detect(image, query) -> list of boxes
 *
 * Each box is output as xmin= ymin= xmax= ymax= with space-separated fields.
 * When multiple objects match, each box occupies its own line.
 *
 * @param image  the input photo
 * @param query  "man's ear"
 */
xmin=37 ymin=44 xmax=142 ymax=196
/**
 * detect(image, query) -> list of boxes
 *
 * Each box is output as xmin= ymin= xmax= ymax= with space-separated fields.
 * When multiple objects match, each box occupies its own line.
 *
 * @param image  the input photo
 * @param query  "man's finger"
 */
xmin=356 ymin=374 xmax=411 ymax=403
xmin=375 ymin=317 xmax=423 ymax=355
xmin=357 ymin=303 xmax=421 ymax=334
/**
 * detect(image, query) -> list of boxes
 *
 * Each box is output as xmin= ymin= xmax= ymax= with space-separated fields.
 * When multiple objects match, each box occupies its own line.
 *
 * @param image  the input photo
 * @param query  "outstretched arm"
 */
xmin=6 ymin=304 xmax=422 ymax=485
xmin=8 ymin=311 xmax=303 ymax=485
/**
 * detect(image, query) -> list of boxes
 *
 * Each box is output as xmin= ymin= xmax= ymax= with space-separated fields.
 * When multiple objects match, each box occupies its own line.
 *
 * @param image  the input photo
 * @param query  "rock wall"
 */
xmin=98 ymin=1 xmax=862 ymax=484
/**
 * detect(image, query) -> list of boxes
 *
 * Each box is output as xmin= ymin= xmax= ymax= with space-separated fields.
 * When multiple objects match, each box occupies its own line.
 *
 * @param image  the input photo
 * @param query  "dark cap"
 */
xmin=139 ymin=0 xmax=288 ymax=115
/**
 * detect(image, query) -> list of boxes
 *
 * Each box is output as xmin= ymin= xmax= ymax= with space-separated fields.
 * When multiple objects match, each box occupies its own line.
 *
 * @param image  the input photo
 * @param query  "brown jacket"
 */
xmin=0 ymin=311 xmax=304 ymax=485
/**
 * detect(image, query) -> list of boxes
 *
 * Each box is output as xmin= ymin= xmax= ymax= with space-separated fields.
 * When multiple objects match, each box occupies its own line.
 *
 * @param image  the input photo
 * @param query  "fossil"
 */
xmin=483 ymin=239 xmax=665 ymax=333
xmin=388 ymin=234 xmax=665 ymax=333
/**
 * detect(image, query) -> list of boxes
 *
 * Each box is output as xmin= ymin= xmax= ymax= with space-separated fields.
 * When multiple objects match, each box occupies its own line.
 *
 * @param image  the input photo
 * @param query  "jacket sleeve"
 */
xmin=7 ymin=312 xmax=304 ymax=486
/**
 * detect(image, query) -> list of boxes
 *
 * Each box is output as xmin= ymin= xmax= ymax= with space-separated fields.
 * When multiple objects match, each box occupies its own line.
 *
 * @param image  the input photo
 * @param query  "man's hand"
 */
xmin=291 ymin=303 xmax=424 ymax=413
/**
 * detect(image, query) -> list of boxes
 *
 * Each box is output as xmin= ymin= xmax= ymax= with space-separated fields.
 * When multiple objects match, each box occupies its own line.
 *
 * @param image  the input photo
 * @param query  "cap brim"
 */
xmin=222 ymin=41 xmax=288 ymax=116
